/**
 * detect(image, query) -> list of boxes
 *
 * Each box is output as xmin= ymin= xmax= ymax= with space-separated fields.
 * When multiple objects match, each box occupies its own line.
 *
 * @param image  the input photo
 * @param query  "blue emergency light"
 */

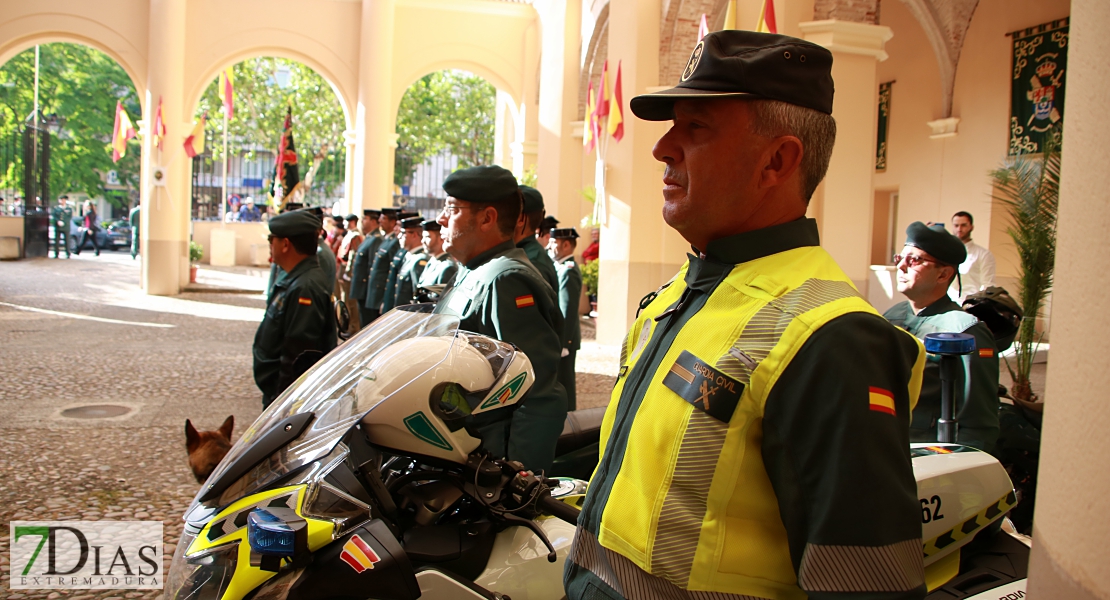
xmin=247 ymin=508 xmax=297 ymax=556
xmin=923 ymin=332 xmax=976 ymax=356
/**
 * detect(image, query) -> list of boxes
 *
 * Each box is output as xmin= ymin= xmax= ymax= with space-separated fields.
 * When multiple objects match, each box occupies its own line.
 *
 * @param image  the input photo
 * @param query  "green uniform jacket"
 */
xmin=381 ymin=244 xmax=409 ymax=313
xmin=434 ymin=240 xmax=567 ymax=472
xmin=417 ymin=252 xmax=458 ymax=287
xmin=52 ymin=205 xmax=74 ymax=229
xmin=128 ymin=205 xmax=140 ymax=257
xmin=253 ymin=255 xmax=338 ymax=406
xmin=518 ymin=236 xmax=559 ymax=292
xmin=393 ymin=249 xmax=429 ymax=307
xmin=884 ymin=297 xmax=1000 ymax=452
xmin=366 ymin=233 xmax=399 ymax=310
xmin=349 ymin=230 xmax=382 ymax=301
xmin=267 ymin=241 xmax=336 ymax=305
xmin=554 ymin=256 xmax=582 ymax=351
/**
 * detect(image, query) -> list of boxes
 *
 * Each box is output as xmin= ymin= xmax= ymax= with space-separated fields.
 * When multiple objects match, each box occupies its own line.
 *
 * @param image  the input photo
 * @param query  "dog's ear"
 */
xmin=185 ymin=419 xmax=201 ymax=453
xmin=218 ymin=415 xmax=234 ymax=440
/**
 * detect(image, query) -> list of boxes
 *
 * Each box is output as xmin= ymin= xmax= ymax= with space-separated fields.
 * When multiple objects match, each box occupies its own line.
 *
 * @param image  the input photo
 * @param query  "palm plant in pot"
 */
xmin=989 ymin=127 xmax=1060 ymax=405
xmin=189 ymin=240 xmax=204 ymax=283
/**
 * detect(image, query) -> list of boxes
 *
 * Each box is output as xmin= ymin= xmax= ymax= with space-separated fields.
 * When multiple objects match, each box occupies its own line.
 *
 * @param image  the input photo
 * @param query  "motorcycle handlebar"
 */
xmin=538 ymin=492 xmax=581 ymax=525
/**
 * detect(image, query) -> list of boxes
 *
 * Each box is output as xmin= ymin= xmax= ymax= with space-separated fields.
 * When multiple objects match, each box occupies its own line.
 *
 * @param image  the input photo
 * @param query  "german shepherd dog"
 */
xmin=185 ymin=416 xmax=234 ymax=484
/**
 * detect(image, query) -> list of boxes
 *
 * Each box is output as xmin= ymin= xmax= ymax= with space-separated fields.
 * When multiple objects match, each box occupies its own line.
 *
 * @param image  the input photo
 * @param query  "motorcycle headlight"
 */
xmin=167 ymin=540 xmax=239 ymax=600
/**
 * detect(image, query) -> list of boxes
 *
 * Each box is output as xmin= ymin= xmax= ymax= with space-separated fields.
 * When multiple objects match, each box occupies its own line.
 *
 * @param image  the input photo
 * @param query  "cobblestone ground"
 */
xmin=0 ymin=252 xmax=618 ymax=599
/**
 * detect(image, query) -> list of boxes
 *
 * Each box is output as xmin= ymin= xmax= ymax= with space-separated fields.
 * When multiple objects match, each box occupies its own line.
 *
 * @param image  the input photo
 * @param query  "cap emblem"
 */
xmin=681 ymin=41 xmax=705 ymax=82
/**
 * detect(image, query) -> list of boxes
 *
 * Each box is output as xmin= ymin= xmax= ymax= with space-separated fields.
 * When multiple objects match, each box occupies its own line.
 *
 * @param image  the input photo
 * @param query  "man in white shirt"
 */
xmin=950 ymin=211 xmax=996 ymax=303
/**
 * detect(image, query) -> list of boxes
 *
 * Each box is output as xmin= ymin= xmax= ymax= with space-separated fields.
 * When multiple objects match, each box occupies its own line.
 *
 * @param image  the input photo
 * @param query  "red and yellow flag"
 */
xmin=607 ymin=61 xmax=624 ymax=142
xmin=152 ymin=95 xmax=167 ymax=151
xmin=183 ymin=113 xmax=207 ymax=158
xmin=338 ymin=535 xmax=381 ymax=573
xmin=584 ymin=81 xmax=597 ymax=154
xmin=595 ymin=61 xmax=610 ymax=118
xmin=218 ymin=67 xmax=234 ymax=119
xmin=111 ymin=101 xmax=136 ymax=163
xmin=757 ymin=0 xmax=778 ymax=34
xmin=868 ymin=386 xmax=896 ymax=416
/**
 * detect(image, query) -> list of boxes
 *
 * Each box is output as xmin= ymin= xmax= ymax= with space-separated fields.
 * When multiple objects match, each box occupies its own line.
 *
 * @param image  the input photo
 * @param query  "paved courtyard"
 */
xmin=0 ymin=251 xmax=618 ymax=599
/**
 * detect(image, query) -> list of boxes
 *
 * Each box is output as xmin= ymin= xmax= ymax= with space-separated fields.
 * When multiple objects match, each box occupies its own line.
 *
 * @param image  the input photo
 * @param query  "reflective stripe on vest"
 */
xmin=578 ymin=246 xmax=882 ymax=599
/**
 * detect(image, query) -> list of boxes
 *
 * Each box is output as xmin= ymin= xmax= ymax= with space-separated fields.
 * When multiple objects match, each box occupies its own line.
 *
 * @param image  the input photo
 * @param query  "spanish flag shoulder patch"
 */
xmin=298 ymin=297 xmax=312 ymax=306
xmin=868 ymin=386 xmax=896 ymax=416
xmin=515 ymin=295 xmax=535 ymax=308
xmin=978 ymin=348 xmax=995 ymax=358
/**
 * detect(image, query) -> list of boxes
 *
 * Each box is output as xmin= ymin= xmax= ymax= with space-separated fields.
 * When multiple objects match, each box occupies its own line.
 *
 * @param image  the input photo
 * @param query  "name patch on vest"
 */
xmin=663 ymin=350 xmax=744 ymax=422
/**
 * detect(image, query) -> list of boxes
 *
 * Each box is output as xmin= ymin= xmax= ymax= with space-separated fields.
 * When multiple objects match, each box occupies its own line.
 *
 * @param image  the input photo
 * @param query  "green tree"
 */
xmin=394 ymin=70 xmax=495 ymax=186
xmin=193 ymin=57 xmax=347 ymax=198
xmin=0 ymin=43 xmax=141 ymax=206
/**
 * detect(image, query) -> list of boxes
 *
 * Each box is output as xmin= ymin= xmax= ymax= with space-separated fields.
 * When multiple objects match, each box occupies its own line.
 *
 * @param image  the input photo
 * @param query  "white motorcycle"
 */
xmin=165 ymin=309 xmax=1029 ymax=600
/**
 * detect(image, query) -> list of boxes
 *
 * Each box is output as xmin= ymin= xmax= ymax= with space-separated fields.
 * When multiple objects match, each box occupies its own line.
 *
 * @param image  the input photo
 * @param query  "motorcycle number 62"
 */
xmin=920 ymin=495 xmax=945 ymax=524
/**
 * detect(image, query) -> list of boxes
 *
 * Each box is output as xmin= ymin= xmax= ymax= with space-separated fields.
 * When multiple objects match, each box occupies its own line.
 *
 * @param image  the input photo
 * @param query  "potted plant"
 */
xmin=989 ymin=127 xmax=1060 ymax=405
xmin=189 ymin=240 xmax=204 ymax=283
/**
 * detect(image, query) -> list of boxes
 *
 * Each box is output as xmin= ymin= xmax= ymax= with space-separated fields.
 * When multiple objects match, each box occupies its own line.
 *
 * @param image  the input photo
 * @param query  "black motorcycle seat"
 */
xmin=556 ymin=407 xmax=606 ymax=456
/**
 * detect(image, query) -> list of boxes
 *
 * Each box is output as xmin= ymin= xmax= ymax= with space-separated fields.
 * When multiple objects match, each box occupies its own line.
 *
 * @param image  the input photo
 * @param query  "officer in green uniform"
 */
xmin=550 ymin=228 xmax=582 ymax=411
xmin=883 ymin=222 xmax=1000 ymax=451
xmin=266 ymin=202 xmax=303 ymax=302
xmin=128 ymin=203 xmax=140 ymax=259
xmin=51 ymin=195 xmax=74 ymax=258
xmin=417 ymin=221 xmax=457 ymax=289
xmin=514 ymin=186 xmax=559 ymax=291
xmin=382 ymin=216 xmax=417 ymax=312
xmin=365 ymin=207 xmax=401 ymax=318
xmin=434 ymin=165 xmax=567 ymax=473
xmin=390 ymin=216 xmax=429 ymax=308
xmin=349 ymin=209 xmax=382 ymax=328
xmin=564 ymin=31 xmax=927 ymax=600
xmin=253 ymin=209 xmax=338 ymax=408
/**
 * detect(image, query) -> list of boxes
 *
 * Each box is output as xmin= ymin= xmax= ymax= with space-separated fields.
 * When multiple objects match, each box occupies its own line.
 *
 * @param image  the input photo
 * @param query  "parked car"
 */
xmin=48 ymin=216 xmax=130 ymax=251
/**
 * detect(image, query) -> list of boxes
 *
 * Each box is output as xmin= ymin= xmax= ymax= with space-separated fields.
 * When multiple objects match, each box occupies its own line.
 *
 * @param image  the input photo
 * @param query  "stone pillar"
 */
xmin=141 ymin=0 xmax=189 ymax=295
xmin=799 ymin=19 xmax=891 ymax=292
xmin=1026 ymin=0 xmax=1110 ymax=597
xmin=343 ymin=129 xmax=357 ymax=213
xmin=595 ymin=0 xmax=687 ymax=345
xmin=354 ymin=0 xmax=395 ymax=211
xmin=535 ymin=0 xmax=584 ymax=220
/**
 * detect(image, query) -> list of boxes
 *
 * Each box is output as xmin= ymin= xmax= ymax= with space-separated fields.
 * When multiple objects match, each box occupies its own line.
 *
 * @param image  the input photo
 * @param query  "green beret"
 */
xmin=904 ymin=221 xmax=966 ymax=266
xmin=520 ymin=185 xmax=544 ymax=213
xmin=269 ymin=209 xmax=322 ymax=238
xmin=443 ymin=165 xmax=519 ymax=204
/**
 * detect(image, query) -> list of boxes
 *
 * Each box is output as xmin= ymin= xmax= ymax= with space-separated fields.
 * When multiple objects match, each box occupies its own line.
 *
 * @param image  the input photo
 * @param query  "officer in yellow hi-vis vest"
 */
xmin=564 ymin=31 xmax=928 ymax=600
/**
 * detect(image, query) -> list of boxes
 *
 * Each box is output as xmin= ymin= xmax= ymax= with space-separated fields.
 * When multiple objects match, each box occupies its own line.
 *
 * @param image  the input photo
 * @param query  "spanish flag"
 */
xmin=111 ymin=101 xmax=136 ymax=163
xmin=595 ymin=61 xmax=610 ymax=118
xmin=869 ymin=386 xmax=896 ymax=416
xmin=338 ymin=535 xmax=381 ymax=573
xmin=152 ymin=95 xmax=167 ymax=151
xmin=607 ymin=61 xmax=624 ymax=142
xmin=584 ymin=81 xmax=597 ymax=154
xmin=183 ymin=113 xmax=207 ymax=158
xmin=757 ymin=0 xmax=778 ymax=34
xmin=218 ymin=67 xmax=234 ymax=119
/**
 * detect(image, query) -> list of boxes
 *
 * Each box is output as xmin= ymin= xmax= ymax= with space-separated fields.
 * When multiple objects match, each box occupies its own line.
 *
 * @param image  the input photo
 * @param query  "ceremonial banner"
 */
xmin=1009 ymin=18 xmax=1068 ymax=155
xmin=876 ymin=81 xmax=892 ymax=172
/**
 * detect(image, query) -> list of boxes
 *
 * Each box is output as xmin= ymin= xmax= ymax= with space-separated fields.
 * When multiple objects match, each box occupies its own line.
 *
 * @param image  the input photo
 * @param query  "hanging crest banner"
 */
xmin=1009 ymin=18 xmax=1068 ymax=155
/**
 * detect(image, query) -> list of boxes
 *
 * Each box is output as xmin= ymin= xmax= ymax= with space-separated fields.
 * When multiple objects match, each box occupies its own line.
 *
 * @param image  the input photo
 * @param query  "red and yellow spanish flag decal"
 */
xmin=339 ymin=534 xmax=381 ymax=573
xmin=298 ymin=297 xmax=312 ymax=306
xmin=869 ymin=386 xmax=896 ymax=415
xmin=515 ymin=295 xmax=535 ymax=308
xmin=978 ymin=348 xmax=994 ymax=358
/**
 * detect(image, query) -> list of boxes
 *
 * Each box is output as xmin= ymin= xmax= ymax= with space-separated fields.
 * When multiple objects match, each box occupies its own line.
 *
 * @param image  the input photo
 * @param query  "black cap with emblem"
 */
xmin=630 ymin=30 xmax=835 ymax=121
xmin=380 ymin=208 xmax=400 ymax=218
xmin=421 ymin=221 xmax=442 ymax=232
xmin=268 ymin=209 xmax=323 ymax=238
xmin=904 ymin=221 xmax=966 ymax=266
xmin=551 ymin=227 xmax=579 ymax=240
xmin=363 ymin=209 xmax=381 ymax=218
xmin=400 ymin=216 xmax=424 ymax=230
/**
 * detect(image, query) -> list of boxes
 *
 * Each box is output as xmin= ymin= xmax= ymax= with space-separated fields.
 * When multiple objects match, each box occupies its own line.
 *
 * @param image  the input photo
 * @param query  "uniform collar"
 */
xmin=465 ymin=240 xmax=515 ymax=270
xmin=516 ymin=237 xmax=541 ymax=251
xmin=698 ymin=218 xmax=820 ymax=265
xmin=917 ymin=295 xmax=962 ymax=317
xmin=277 ymin=254 xmax=318 ymax=285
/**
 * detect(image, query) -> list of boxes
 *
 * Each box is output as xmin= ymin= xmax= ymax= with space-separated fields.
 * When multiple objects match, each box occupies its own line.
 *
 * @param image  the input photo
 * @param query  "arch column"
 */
xmin=140 ymin=0 xmax=189 ymax=295
xmin=799 ymin=19 xmax=892 ymax=293
xmin=1027 ymin=0 xmax=1110 ymax=596
xmin=353 ymin=0 xmax=396 ymax=213
xmin=595 ymin=0 xmax=687 ymax=345
xmin=534 ymin=0 xmax=583 ymax=220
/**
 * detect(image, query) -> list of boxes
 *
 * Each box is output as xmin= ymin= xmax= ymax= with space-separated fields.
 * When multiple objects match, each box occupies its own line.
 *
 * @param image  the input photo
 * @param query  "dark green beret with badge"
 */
xmin=630 ymin=30 xmax=835 ymax=121
xmin=520 ymin=185 xmax=544 ymax=213
xmin=904 ymin=221 xmax=966 ymax=266
xmin=269 ymin=209 xmax=322 ymax=238
xmin=443 ymin=165 xmax=519 ymax=204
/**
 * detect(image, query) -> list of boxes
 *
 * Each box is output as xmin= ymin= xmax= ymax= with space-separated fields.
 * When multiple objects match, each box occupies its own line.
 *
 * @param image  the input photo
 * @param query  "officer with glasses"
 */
xmin=432 ymin=165 xmax=567 ymax=474
xmin=883 ymin=221 xmax=1000 ymax=452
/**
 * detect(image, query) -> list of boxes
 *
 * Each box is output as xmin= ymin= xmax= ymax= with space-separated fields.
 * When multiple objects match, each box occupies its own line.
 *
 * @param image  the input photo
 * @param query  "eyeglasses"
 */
xmin=440 ymin=203 xmax=475 ymax=216
xmin=892 ymin=253 xmax=936 ymax=268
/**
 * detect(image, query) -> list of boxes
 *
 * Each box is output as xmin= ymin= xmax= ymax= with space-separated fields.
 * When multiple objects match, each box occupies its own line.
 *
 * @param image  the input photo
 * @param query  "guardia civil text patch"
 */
xmin=662 ymin=350 xmax=743 ymax=422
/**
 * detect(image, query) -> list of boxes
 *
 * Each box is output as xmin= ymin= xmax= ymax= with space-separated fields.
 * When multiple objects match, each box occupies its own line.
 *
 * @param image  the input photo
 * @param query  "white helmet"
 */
xmin=357 ymin=332 xmax=534 ymax=464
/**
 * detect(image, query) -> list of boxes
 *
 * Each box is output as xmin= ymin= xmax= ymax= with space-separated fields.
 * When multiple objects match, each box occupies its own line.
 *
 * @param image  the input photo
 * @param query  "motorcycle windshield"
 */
xmin=187 ymin=307 xmax=461 ymax=516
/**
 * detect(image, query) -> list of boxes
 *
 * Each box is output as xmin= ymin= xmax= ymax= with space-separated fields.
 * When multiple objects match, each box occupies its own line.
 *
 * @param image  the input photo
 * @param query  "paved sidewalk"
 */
xmin=0 ymin=253 xmax=618 ymax=599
